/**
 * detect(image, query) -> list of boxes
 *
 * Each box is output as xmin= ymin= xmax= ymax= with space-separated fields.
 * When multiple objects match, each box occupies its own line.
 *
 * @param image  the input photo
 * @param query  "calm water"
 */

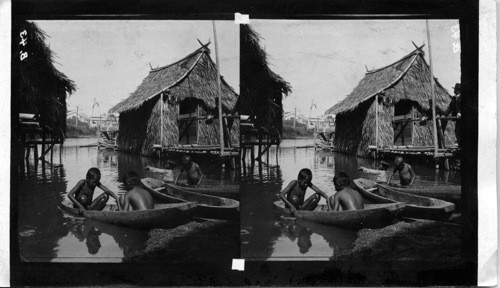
xmin=240 ymin=138 xmax=461 ymax=261
xmin=17 ymin=137 xmax=238 ymax=262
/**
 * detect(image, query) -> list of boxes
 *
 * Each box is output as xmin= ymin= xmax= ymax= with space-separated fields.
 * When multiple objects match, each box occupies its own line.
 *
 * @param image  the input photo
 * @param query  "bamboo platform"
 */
xmin=369 ymin=145 xmax=459 ymax=158
xmin=153 ymin=144 xmax=239 ymax=157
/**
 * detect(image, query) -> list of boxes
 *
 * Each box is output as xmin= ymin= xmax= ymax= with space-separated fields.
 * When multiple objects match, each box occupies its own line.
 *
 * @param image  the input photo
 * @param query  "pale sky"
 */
xmin=33 ymin=20 xmax=239 ymax=118
xmin=250 ymin=20 xmax=461 ymax=118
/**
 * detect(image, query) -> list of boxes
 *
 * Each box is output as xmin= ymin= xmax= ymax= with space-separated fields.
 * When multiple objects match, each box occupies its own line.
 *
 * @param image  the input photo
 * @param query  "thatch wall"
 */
xmin=12 ymin=21 xmax=75 ymax=140
xmin=111 ymin=45 xmax=239 ymax=156
xmin=118 ymin=96 xmax=238 ymax=157
xmin=239 ymin=25 xmax=291 ymax=139
xmin=329 ymin=47 xmax=457 ymax=157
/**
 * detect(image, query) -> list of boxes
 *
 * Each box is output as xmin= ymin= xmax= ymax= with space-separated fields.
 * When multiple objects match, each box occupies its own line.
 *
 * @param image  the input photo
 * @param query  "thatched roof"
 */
xmin=325 ymin=46 xmax=452 ymax=116
xmin=13 ymin=21 xmax=76 ymax=137
xmin=238 ymin=24 xmax=292 ymax=136
xmin=109 ymin=45 xmax=238 ymax=114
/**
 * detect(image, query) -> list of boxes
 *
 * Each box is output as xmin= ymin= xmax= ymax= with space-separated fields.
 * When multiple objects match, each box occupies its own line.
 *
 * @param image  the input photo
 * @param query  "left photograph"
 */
xmin=13 ymin=20 xmax=240 ymax=262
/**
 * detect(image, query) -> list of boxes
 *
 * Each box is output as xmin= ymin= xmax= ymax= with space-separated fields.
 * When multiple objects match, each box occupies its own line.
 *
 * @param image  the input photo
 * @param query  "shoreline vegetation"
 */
xmin=332 ymin=220 xmax=462 ymax=265
xmin=282 ymin=118 xmax=314 ymax=139
xmin=66 ymin=116 xmax=98 ymax=138
xmin=124 ymin=219 xmax=239 ymax=263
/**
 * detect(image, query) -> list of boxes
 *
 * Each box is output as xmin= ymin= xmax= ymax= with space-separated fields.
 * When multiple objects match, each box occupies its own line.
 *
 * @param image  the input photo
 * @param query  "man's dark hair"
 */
xmin=86 ymin=167 xmax=101 ymax=180
xmin=123 ymin=171 xmax=140 ymax=186
xmin=333 ymin=172 xmax=350 ymax=187
xmin=298 ymin=168 xmax=313 ymax=185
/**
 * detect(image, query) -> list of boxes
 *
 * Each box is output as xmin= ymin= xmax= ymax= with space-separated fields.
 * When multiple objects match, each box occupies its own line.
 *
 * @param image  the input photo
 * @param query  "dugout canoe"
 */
xmin=273 ymin=200 xmax=405 ymax=230
xmin=387 ymin=184 xmax=461 ymax=205
xmin=141 ymin=177 xmax=239 ymax=221
xmin=58 ymin=202 xmax=196 ymax=230
xmin=353 ymin=178 xmax=455 ymax=221
xmin=170 ymin=182 xmax=239 ymax=200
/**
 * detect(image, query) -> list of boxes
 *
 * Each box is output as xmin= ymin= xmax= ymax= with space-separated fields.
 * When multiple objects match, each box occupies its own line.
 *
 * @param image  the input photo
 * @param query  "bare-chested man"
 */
xmin=328 ymin=172 xmax=364 ymax=211
xmin=68 ymin=167 xmax=121 ymax=214
xmin=119 ymin=171 xmax=154 ymax=211
xmin=280 ymin=168 xmax=330 ymax=215
xmin=175 ymin=155 xmax=203 ymax=186
xmin=387 ymin=156 xmax=416 ymax=187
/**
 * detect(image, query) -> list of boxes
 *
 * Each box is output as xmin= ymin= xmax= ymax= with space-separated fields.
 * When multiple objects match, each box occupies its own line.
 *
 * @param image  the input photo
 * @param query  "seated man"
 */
xmin=328 ymin=172 xmax=364 ymax=211
xmin=68 ymin=167 xmax=121 ymax=214
xmin=280 ymin=168 xmax=330 ymax=215
xmin=119 ymin=171 xmax=154 ymax=211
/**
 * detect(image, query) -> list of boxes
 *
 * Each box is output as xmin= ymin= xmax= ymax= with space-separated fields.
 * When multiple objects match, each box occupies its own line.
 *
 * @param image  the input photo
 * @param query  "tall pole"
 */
xmin=160 ymin=92 xmax=164 ymax=148
xmin=375 ymin=94 xmax=379 ymax=151
xmin=75 ymin=106 xmax=78 ymax=128
xmin=213 ymin=21 xmax=224 ymax=156
xmin=426 ymin=20 xmax=439 ymax=159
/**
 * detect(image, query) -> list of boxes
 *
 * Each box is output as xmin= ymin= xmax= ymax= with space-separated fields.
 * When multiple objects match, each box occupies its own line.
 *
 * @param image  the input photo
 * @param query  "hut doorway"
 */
xmin=393 ymin=101 xmax=414 ymax=146
xmin=178 ymin=99 xmax=199 ymax=145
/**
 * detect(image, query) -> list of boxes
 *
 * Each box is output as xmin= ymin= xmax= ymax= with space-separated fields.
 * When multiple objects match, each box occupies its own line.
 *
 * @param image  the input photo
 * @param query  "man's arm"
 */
xmin=309 ymin=184 xmax=330 ymax=202
xmin=68 ymin=180 xmax=86 ymax=212
xmin=331 ymin=193 xmax=341 ymax=211
xmin=408 ymin=166 xmax=416 ymax=187
xmin=279 ymin=181 xmax=297 ymax=215
xmin=387 ymin=170 xmax=395 ymax=184
xmin=174 ymin=168 xmax=185 ymax=184
xmin=99 ymin=183 xmax=121 ymax=211
xmin=195 ymin=164 xmax=204 ymax=186
xmin=121 ymin=193 xmax=130 ymax=211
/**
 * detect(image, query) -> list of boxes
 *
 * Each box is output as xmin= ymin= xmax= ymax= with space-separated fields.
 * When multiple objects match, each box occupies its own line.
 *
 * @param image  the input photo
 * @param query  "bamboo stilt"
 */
xmin=426 ymin=20 xmax=439 ymax=160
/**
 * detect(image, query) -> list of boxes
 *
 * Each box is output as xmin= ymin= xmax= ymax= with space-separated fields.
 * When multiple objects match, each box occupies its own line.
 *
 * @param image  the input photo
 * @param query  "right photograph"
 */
xmin=239 ymin=20 xmax=465 ymax=263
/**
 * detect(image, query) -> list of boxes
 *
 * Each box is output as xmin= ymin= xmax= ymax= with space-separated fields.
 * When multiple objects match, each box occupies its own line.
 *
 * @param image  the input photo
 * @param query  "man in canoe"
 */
xmin=280 ymin=168 xmax=331 ymax=215
xmin=387 ymin=156 xmax=416 ymax=188
xmin=358 ymin=161 xmax=389 ymax=183
xmin=174 ymin=155 xmax=204 ymax=186
xmin=68 ymin=167 xmax=122 ymax=214
xmin=328 ymin=172 xmax=364 ymax=211
xmin=119 ymin=171 xmax=154 ymax=211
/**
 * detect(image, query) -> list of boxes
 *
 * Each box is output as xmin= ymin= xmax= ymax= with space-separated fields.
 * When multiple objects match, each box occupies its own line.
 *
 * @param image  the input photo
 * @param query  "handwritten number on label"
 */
xmin=452 ymin=42 xmax=461 ymax=53
xmin=19 ymin=30 xmax=28 ymax=60
xmin=20 ymin=51 xmax=28 ymax=61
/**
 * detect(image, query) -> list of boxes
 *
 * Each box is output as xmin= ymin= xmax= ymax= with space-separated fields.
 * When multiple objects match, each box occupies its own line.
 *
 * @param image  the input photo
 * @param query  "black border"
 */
xmin=11 ymin=0 xmax=478 ymax=286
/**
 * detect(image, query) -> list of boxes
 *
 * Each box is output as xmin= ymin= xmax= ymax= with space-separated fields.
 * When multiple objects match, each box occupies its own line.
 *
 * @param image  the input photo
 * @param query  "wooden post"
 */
xmin=196 ymin=104 xmax=200 ymax=143
xmin=426 ymin=20 xmax=439 ymax=163
xmin=212 ymin=21 xmax=224 ymax=157
xmin=250 ymin=144 xmax=255 ymax=167
xmin=375 ymin=94 xmax=379 ymax=156
xmin=41 ymin=129 xmax=46 ymax=162
xmin=160 ymin=92 xmax=164 ymax=152
xmin=59 ymin=143 xmax=63 ymax=165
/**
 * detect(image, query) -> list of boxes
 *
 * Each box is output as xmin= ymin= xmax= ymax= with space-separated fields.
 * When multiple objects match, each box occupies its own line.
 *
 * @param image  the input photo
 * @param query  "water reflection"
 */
xmin=241 ymin=139 xmax=460 ymax=260
xmin=17 ymin=137 xmax=237 ymax=262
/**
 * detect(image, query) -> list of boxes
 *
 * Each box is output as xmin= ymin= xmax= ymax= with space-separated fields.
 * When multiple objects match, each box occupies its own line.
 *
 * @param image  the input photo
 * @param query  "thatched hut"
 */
xmin=109 ymin=44 xmax=239 ymax=157
xmin=12 ymin=21 xmax=76 ymax=143
xmin=238 ymin=24 xmax=292 ymax=141
xmin=325 ymin=46 xmax=456 ymax=157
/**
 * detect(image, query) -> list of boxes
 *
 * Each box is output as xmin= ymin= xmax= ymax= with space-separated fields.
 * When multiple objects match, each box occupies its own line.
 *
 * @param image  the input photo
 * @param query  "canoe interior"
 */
xmin=141 ymin=178 xmax=239 ymax=208
xmin=354 ymin=178 xmax=451 ymax=208
xmin=173 ymin=183 xmax=240 ymax=200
